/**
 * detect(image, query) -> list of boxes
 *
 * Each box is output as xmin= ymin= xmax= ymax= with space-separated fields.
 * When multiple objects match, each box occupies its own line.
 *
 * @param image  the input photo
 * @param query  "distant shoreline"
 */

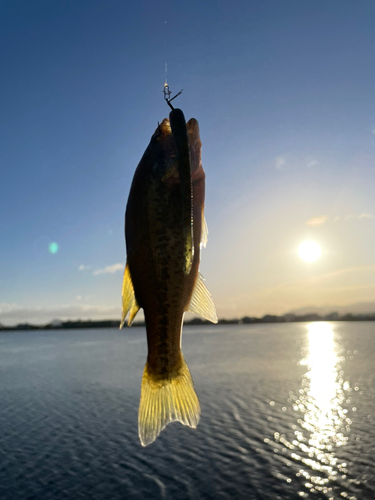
xmin=1 ymin=312 xmax=375 ymax=331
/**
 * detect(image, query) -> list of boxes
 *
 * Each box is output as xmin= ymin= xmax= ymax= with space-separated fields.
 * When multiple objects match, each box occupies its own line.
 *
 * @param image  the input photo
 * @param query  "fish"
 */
xmin=121 ymin=107 xmax=217 ymax=446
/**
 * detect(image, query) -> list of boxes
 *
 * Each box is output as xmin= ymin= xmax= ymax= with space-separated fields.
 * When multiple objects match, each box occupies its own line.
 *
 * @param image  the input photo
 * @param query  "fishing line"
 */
xmin=163 ymin=0 xmax=182 ymax=108
xmin=164 ymin=0 xmax=168 ymax=87
xmin=163 ymin=0 xmax=171 ymax=101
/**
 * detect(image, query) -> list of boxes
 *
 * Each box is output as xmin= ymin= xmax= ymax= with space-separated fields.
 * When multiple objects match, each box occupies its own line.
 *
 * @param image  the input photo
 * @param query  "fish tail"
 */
xmin=138 ymin=356 xmax=200 ymax=446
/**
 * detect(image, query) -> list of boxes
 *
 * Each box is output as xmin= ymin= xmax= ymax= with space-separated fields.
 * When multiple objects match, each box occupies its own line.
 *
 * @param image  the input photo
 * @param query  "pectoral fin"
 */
xmin=187 ymin=272 xmax=218 ymax=323
xmin=120 ymin=263 xmax=140 ymax=329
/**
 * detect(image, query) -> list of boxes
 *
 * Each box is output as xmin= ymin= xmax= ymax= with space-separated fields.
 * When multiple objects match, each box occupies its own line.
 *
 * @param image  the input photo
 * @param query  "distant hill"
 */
xmin=288 ymin=302 xmax=375 ymax=316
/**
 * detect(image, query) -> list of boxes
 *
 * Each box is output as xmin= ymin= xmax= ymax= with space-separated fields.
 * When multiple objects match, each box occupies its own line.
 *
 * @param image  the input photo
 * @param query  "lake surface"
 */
xmin=0 ymin=322 xmax=374 ymax=499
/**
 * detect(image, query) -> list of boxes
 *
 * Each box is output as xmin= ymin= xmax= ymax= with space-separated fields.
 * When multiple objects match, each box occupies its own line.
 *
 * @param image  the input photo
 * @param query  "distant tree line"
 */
xmin=1 ymin=312 xmax=375 ymax=331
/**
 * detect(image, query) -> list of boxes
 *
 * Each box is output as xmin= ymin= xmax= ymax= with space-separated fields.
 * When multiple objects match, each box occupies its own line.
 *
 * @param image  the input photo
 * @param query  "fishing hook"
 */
xmin=163 ymin=84 xmax=183 ymax=110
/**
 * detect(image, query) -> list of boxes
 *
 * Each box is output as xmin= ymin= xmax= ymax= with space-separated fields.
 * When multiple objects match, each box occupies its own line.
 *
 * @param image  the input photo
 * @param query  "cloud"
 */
xmin=0 ymin=302 xmax=122 ymax=326
xmin=275 ymin=157 xmax=286 ymax=170
xmin=0 ymin=302 xmax=19 ymax=314
xmin=307 ymin=213 xmax=374 ymax=224
xmin=343 ymin=213 xmax=373 ymax=221
xmin=253 ymin=266 xmax=375 ymax=296
xmin=310 ymin=265 xmax=375 ymax=282
xmin=221 ymin=265 xmax=375 ymax=317
xmin=92 ymin=263 xmax=124 ymax=276
xmin=305 ymin=215 xmax=328 ymax=226
xmin=78 ymin=265 xmax=91 ymax=271
xmin=306 ymin=158 xmax=318 ymax=168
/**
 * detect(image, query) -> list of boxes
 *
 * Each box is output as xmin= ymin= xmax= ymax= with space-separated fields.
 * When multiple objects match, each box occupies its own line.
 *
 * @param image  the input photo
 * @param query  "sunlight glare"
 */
xmin=298 ymin=240 xmax=321 ymax=262
xmin=268 ymin=321 xmax=354 ymax=494
xmin=269 ymin=322 xmax=355 ymax=495
xmin=296 ymin=322 xmax=350 ymax=467
xmin=304 ymin=322 xmax=337 ymax=416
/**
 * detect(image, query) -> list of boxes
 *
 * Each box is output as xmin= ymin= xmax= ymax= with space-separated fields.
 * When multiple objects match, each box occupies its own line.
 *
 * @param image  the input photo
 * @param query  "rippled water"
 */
xmin=0 ymin=322 xmax=374 ymax=499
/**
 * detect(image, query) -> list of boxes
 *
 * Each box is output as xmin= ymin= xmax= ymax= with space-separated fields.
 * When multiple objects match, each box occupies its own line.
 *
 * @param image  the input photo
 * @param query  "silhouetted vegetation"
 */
xmin=1 ymin=312 xmax=375 ymax=331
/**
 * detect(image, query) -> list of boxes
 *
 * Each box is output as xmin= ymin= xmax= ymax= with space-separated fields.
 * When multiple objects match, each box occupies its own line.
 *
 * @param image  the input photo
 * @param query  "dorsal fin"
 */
xmin=120 ymin=263 xmax=140 ymax=329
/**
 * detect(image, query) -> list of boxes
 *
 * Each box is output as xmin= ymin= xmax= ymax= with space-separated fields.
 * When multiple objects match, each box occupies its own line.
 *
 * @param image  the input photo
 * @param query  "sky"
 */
xmin=1 ymin=0 xmax=375 ymax=325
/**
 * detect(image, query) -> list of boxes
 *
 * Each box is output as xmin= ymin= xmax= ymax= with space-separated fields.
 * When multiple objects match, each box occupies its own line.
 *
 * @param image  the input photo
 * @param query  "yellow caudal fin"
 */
xmin=138 ymin=356 xmax=200 ymax=446
xmin=120 ymin=263 xmax=140 ymax=329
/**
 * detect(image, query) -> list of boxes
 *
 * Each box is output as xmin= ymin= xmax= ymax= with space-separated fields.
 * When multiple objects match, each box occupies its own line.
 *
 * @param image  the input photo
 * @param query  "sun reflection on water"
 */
xmin=298 ymin=322 xmax=350 ymax=454
xmin=292 ymin=322 xmax=354 ymax=496
xmin=271 ymin=322 xmax=358 ymax=498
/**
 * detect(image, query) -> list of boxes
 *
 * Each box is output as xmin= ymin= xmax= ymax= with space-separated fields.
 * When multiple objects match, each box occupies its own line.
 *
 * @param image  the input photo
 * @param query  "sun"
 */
xmin=298 ymin=241 xmax=322 ymax=262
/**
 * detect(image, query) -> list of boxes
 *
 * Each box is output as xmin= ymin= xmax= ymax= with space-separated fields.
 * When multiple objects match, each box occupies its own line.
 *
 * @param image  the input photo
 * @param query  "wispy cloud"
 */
xmin=78 ymin=265 xmax=91 ymax=271
xmin=223 ymin=265 xmax=375 ymax=317
xmin=0 ymin=302 xmax=122 ymax=326
xmin=252 ymin=266 xmax=375 ymax=298
xmin=306 ymin=213 xmax=373 ymax=225
xmin=275 ymin=157 xmax=286 ymax=170
xmin=92 ymin=263 xmax=124 ymax=276
xmin=305 ymin=215 xmax=328 ymax=226
xmin=0 ymin=302 xmax=19 ymax=314
xmin=342 ymin=213 xmax=374 ymax=221
xmin=306 ymin=157 xmax=318 ymax=168
xmin=309 ymin=265 xmax=375 ymax=282
xmin=275 ymin=156 xmax=319 ymax=171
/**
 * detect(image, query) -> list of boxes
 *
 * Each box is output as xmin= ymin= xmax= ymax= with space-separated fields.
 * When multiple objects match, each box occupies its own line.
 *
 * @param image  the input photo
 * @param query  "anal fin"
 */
xmin=187 ymin=272 xmax=218 ymax=323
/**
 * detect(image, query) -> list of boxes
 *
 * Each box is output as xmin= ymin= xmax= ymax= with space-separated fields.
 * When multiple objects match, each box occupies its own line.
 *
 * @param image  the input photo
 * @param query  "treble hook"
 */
xmin=163 ymin=83 xmax=183 ymax=110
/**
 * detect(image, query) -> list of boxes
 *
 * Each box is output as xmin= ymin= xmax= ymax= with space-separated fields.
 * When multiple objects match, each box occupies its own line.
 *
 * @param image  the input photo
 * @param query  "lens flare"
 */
xmin=48 ymin=242 xmax=59 ymax=254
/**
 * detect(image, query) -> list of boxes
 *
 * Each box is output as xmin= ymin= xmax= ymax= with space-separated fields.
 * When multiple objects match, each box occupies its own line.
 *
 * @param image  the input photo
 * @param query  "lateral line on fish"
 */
xmin=169 ymin=108 xmax=194 ymax=274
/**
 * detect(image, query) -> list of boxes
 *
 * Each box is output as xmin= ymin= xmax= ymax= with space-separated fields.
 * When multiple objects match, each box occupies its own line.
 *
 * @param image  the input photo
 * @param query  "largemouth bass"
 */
xmin=121 ymin=108 xmax=217 ymax=446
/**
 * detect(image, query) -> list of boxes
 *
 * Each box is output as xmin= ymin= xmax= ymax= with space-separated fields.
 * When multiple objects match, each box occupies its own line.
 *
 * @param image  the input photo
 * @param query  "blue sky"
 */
xmin=1 ymin=0 xmax=375 ymax=325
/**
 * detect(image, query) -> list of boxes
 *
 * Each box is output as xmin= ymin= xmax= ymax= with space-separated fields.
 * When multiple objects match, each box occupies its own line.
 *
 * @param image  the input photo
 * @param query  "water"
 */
xmin=0 ymin=322 xmax=374 ymax=500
